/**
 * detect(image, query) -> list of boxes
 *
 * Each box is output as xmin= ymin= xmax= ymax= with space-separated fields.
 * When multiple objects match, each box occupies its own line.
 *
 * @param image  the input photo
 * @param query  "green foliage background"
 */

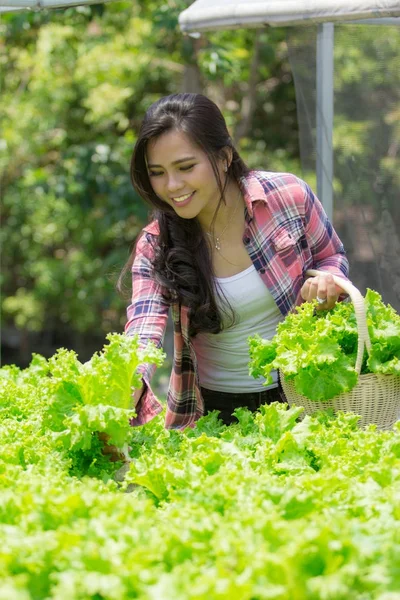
xmin=1 ymin=1 xmax=299 ymax=366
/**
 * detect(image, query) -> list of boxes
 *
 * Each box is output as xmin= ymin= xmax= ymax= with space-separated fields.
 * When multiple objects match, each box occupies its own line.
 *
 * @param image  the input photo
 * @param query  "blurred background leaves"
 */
xmin=1 ymin=1 xmax=297 ymax=367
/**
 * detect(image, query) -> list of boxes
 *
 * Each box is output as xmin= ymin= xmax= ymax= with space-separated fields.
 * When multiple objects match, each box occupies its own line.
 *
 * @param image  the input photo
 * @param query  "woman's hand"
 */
xmin=301 ymin=273 xmax=344 ymax=311
xmin=98 ymin=432 xmax=127 ymax=463
xmin=131 ymin=382 xmax=145 ymax=409
xmin=98 ymin=382 xmax=145 ymax=463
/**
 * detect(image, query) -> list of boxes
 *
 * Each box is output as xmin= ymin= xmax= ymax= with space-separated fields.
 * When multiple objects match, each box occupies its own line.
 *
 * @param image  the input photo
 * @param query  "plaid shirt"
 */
xmin=125 ymin=171 xmax=349 ymax=429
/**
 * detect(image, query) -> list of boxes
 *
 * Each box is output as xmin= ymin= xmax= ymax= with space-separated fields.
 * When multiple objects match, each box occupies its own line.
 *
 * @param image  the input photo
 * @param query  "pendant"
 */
xmin=215 ymin=237 xmax=221 ymax=251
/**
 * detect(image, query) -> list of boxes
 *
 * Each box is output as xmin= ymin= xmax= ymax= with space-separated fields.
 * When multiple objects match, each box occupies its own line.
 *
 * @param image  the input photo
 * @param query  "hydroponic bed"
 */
xmin=1 ymin=334 xmax=399 ymax=600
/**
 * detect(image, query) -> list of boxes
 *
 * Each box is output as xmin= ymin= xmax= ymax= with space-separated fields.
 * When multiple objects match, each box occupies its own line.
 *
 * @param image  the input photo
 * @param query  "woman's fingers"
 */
xmin=102 ymin=444 xmax=125 ymax=462
xmin=301 ymin=274 xmax=340 ymax=310
xmin=314 ymin=275 xmax=336 ymax=309
xmin=97 ymin=432 xmax=130 ymax=462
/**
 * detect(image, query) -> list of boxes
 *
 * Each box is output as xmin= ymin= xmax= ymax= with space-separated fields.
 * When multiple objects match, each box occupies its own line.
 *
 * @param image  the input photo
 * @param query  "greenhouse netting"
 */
xmin=287 ymin=21 xmax=400 ymax=311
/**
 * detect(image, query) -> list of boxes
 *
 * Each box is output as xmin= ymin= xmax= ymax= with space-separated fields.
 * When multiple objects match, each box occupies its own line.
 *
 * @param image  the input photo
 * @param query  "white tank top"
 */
xmin=191 ymin=264 xmax=283 ymax=393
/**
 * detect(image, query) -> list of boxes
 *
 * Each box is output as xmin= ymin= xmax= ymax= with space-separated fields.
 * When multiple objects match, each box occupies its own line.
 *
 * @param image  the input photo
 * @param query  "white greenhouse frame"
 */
xmin=179 ymin=1 xmax=400 ymax=220
xmin=2 ymin=0 xmax=399 ymax=220
xmin=0 ymin=0 xmax=116 ymax=13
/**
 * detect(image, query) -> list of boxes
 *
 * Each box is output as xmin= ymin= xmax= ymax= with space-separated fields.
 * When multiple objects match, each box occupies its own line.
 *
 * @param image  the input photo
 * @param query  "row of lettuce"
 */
xmin=1 ymin=314 xmax=400 ymax=598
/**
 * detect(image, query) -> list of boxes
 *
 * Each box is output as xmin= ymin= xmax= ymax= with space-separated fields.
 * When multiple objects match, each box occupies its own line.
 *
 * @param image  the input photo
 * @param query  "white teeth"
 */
xmin=173 ymin=193 xmax=192 ymax=203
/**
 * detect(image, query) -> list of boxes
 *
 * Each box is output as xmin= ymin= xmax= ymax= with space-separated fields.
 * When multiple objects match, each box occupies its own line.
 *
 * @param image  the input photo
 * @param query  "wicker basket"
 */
xmin=281 ymin=269 xmax=400 ymax=430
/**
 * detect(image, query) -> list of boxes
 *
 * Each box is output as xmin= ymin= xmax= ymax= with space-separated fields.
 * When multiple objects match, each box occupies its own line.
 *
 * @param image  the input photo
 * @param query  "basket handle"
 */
xmin=305 ymin=269 xmax=371 ymax=374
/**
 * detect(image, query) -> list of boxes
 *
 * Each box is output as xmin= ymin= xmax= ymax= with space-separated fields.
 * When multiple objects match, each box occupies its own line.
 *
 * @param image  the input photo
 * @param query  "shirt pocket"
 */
xmin=271 ymin=219 xmax=312 ymax=271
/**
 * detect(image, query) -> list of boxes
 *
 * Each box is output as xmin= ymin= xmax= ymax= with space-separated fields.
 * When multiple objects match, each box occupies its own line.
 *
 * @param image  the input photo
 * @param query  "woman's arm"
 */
xmin=125 ymin=231 xmax=171 ymax=425
xmin=301 ymin=180 xmax=349 ymax=278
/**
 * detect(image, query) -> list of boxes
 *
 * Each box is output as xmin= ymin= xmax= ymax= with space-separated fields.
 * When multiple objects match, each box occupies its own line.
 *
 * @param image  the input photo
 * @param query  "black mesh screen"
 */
xmin=287 ymin=23 xmax=400 ymax=311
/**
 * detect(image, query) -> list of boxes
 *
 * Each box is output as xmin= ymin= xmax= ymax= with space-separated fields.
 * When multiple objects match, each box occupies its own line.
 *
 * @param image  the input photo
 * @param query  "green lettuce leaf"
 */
xmin=249 ymin=290 xmax=400 ymax=402
xmin=293 ymin=356 xmax=358 ymax=401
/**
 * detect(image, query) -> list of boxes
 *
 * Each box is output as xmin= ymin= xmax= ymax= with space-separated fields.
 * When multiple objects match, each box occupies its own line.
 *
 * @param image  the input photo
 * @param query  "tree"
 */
xmin=1 ymin=2 xmax=299 ymax=365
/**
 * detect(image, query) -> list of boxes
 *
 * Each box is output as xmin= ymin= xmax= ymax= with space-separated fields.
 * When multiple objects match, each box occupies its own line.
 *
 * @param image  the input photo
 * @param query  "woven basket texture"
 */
xmin=281 ymin=373 xmax=400 ymax=430
xmin=280 ymin=269 xmax=400 ymax=430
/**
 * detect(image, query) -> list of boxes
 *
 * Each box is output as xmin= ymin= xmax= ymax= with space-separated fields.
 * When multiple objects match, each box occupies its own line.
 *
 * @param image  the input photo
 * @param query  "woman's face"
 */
xmin=146 ymin=129 xmax=226 ymax=223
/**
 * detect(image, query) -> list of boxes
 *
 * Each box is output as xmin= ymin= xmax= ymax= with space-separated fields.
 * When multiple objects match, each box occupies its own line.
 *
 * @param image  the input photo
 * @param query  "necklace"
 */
xmin=205 ymin=192 xmax=241 ymax=251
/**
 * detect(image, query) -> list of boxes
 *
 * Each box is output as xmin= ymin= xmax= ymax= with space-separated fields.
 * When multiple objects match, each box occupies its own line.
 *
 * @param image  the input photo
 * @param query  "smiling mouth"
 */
xmin=171 ymin=192 xmax=195 ymax=206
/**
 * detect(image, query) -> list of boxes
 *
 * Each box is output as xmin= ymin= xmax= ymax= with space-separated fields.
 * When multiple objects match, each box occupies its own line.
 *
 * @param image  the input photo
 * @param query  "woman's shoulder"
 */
xmin=244 ymin=170 xmax=309 ymax=211
xmin=143 ymin=219 xmax=160 ymax=236
xmin=250 ymin=169 xmax=306 ymax=190
xmin=139 ymin=219 xmax=160 ymax=245
xmin=135 ymin=219 xmax=160 ymax=259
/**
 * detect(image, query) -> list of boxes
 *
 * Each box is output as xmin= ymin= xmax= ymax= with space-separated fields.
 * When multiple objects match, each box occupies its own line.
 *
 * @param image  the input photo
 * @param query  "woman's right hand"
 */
xmin=98 ymin=432 xmax=126 ymax=462
xmin=131 ymin=381 xmax=145 ymax=408
xmin=98 ymin=382 xmax=145 ymax=462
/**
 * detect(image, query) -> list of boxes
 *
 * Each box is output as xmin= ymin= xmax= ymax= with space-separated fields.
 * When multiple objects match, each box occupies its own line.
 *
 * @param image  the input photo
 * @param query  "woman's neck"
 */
xmin=197 ymin=182 xmax=244 ymax=237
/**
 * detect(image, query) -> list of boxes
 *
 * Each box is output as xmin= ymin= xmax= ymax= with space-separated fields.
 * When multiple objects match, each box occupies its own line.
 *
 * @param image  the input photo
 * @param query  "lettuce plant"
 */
xmin=248 ymin=290 xmax=400 ymax=401
xmin=1 ymin=338 xmax=400 ymax=598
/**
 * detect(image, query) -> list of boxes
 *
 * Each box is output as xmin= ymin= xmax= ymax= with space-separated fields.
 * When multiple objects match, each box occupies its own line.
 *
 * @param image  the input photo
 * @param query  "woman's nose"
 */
xmin=166 ymin=174 xmax=184 ymax=193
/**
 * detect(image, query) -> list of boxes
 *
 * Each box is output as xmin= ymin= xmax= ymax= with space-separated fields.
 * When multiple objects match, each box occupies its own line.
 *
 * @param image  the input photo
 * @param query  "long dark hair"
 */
xmin=118 ymin=93 xmax=249 ymax=336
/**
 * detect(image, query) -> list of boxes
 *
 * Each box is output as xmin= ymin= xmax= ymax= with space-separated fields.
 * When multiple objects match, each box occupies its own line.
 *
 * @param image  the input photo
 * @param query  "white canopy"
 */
xmin=179 ymin=0 xmax=400 ymax=31
xmin=0 ymin=0 xmax=115 ymax=13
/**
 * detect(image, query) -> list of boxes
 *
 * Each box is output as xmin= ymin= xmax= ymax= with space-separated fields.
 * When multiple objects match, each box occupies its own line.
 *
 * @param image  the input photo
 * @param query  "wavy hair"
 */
xmin=118 ymin=93 xmax=249 ymax=336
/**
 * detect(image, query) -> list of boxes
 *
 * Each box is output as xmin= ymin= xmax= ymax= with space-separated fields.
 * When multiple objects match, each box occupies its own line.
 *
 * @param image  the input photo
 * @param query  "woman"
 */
xmin=120 ymin=93 xmax=349 ymax=429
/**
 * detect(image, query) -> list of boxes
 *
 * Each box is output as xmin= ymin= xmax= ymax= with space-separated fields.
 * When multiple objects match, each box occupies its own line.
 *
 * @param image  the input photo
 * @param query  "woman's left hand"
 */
xmin=301 ymin=273 xmax=343 ymax=311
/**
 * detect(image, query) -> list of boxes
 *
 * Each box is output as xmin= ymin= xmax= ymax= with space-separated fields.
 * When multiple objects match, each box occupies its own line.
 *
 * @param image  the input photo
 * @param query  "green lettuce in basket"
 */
xmin=248 ymin=290 xmax=400 ymax=402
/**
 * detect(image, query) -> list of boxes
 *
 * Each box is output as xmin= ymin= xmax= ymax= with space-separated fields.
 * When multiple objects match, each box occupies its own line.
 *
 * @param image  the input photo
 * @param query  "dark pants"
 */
xmin=200 ymin=385 xmax=286 ymax=425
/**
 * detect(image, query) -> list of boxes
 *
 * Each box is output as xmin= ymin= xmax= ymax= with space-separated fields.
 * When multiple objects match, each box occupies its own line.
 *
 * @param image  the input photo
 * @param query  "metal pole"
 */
xmin=316 ymin=22 xmax=334 ymax=221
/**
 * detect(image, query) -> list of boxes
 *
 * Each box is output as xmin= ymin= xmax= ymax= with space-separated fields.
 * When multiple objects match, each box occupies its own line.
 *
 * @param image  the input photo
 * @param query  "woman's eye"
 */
xmin=149 ymin=164 xmax=194 ymax=177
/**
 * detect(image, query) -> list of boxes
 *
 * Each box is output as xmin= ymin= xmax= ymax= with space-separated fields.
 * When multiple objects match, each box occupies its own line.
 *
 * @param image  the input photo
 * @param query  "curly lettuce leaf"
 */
xmin=248 ymin=292 xmax=400 ymax=402
xmin=248 ymin=335 xmax=277 ymax=384
xmin=58 ymin=404 xmax=135 ymax=450
xmin=248 ymin=301 xmax=359 ymax=401
xmin=293 ymin=356 xmax=358 ymax=401
xmin=40 ymin=334 xmax=165 ymax=458
xmin=365 ymin=289 xmax=400 ymax=376
xmin=79 ymin=333 xmax=165 ymax=410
